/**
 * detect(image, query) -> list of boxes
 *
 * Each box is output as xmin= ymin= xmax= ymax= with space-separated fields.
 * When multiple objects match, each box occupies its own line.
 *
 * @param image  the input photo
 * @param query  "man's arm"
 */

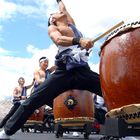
xmin=25 ymin=78 xmax=35 ymax=89
xmin=56 ymin=0 xmax=75 ymax=25
xmin=48 ymin=25 xmax=74 ymax=46
xmin=48 ymin=25 xmax=94 ymax=49
xmin=48 ymin=65 xmax=57 ymax=73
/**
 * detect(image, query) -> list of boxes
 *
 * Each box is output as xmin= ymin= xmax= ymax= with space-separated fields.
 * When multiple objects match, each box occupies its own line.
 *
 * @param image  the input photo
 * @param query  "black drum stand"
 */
xmin=55 ymin=121 xmax=93 ymax=139
xmin=100 ymin=118 xmax=140 ymax=140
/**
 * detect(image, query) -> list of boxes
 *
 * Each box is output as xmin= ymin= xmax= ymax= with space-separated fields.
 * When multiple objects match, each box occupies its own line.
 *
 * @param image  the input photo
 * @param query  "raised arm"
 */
xmin=25 ymin=78 xmax=35 ymax=89
xmin=56 ymin=0 xmax=75 ymax=25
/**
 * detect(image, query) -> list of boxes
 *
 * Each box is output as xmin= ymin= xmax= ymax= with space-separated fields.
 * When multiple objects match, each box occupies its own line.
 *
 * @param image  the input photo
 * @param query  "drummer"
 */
xmin=0 ymin=77 xmax=34 ymax=129
xmin=30 ymin=56 xmax=56 ymax=94
xmin=93 ymin=94 xmax=107 ymax=124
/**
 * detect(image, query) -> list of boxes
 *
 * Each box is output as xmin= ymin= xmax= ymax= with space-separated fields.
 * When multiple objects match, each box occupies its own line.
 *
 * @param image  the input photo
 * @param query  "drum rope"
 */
xmin=99 ymin=21 xmax=140 ymax=56
xmin=105 ymin=103 xmax=140 ymax=123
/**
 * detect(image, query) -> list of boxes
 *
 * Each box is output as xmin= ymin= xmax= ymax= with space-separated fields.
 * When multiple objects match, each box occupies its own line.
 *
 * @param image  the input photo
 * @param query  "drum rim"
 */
xmin=55 ymin=116 xmax=95 ymax=123
xmin=99 ymin=21 xmax=140 ymax=56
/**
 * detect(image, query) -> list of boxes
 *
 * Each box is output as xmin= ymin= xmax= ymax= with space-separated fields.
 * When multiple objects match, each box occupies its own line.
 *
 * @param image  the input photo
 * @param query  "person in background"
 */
xmin=0 ymin=0 xmax=103 ymax=139
xmin=0 ymin=77 xmax=34 ymax=129
xmin=29 ymin=56 xmax=56 ymax=131
xmin=93 ymin=94 xmax=107 ymax=125
xmin=31 ymin=56 xmax=56 ymax=94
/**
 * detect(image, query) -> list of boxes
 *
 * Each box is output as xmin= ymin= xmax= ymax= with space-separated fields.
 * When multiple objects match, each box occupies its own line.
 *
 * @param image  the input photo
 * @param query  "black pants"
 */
xmin=4 ymin=66 xmax=102 ymax=135
xmin=94 ymin=108 xmax=107 ymax=124
xmin=0 ymin=102 xmax=20 ymax=128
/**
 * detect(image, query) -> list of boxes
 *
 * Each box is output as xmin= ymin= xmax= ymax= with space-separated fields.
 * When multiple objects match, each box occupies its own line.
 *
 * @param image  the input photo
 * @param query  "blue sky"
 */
xmin=2 ymin=15 xmax=50 ymax=57
xmin=0 ymin=0 xmax=140 ymax=98
xmin=0 ymin=0 xmax=52 ymax=57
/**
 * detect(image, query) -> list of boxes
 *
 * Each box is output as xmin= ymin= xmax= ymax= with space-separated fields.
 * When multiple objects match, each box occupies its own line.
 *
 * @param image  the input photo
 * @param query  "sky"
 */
xmin=0 ymin=0 xmax=140 ymax=99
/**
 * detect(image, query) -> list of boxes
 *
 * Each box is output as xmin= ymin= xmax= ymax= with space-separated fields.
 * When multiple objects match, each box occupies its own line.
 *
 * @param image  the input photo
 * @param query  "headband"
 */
xmin=39 ymin=57 xmax=49 ymax=63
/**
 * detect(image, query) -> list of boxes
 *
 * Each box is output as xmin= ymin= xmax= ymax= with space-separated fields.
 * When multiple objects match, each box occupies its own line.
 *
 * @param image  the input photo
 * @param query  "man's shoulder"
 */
xmin=34 ymin=69 xmax=39 ymax=73
xmin=34 ymin=69 xmax=42 ymax=76
xmin=48 ymin=25 xmax=58 ymax=32
xmin=14 ymin=86 xmax=19 ymax=90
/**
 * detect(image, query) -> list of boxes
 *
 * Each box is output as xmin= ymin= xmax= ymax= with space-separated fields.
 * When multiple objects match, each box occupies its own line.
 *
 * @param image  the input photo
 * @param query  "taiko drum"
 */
xmin=53 ymin=90 xmax=94 ymax=121
xmin=99 ymin=21 xmax=140 ymax=111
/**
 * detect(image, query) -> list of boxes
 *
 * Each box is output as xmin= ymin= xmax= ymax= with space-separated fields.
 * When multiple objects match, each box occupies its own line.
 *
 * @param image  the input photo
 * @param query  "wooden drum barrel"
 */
xmin=53 ymin=90 xmax=94 ymax=124
xmin=27 ymin=106 xmax=45 ymax=123
xmin=99 ymin=21 xmax=140 ymax=123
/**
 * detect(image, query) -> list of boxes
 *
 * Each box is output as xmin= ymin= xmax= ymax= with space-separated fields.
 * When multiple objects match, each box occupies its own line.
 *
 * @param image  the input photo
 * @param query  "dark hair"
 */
xmin=48 ymin=17 xmax=51 ymax=26
xmin=18 ymin=77 xmax=25 ymax=83
xmin=48 ymin=14 xmax=56 ymax=26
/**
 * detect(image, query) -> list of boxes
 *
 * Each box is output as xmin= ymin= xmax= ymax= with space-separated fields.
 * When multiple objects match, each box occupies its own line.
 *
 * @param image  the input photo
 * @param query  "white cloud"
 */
xmin=0 ymin=0 xmax=48 ymax=21
xmin=26 ymin=44 xmax=40 ymax=54
xmin=89 ymin=63 xmax=100 ymax=74
xmin=26 ymin=43 xmax=57 ymax=67
xmin=16 ymin=5 xmax=46 ymax=19
xmin=63 ymin=0 xmax=140 ymax=38
xmin=0 ymin=0 xmax=16 ymax=20
xmin=0 ymin=47 xmax=9 ymax=54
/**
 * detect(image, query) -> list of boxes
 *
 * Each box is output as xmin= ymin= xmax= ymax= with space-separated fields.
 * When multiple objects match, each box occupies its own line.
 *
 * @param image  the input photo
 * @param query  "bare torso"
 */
xmin=36 ymin=69 xmax=46 ymax=82
xmin=57 ymin=25 xmax=75 ymax=37
xmin=13 ymin=86 xmax=27 ymax=100
xmin=15 ymin=87 xmax=23 ymax=96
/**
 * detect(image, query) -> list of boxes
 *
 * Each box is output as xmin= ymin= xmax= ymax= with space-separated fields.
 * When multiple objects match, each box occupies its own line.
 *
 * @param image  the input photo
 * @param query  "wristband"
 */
xmin=56 ymin=0 xmax=61 ymax=3
xmin=72 ymin=37 xmax=80 ymax=45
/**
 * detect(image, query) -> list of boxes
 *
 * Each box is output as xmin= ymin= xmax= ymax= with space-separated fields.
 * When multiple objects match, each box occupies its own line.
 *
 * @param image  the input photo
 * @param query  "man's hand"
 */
xmin=49 ymin=65 xmax=57 ymax=73
xmin=79 ymin=38 xmax=94 ymax=49
xmin=56 ymin=0 xmax=61 ymax=4
xmin=21 ymin=96 xmax=27 ymax=100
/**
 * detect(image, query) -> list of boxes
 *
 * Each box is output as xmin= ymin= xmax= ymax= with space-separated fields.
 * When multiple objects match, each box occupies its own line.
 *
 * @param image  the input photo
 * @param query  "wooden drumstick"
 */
xmin=92 ymin=21 xmax=124 ymax=43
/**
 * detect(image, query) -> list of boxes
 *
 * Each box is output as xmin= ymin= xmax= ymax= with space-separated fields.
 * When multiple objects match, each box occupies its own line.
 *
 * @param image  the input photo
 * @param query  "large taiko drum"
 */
xmin=53 ymin=90 xmax=94 ymax=124
xmin=99 ymin=21 xmax=140 ymax=123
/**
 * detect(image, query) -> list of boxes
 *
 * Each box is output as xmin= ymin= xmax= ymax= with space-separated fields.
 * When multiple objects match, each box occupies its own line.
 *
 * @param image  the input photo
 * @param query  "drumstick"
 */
xmin=92 ymin=21 xmax=124 ymax=43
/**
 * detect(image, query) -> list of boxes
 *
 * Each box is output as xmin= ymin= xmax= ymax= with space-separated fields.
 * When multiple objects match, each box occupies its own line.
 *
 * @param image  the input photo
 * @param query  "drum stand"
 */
xmin=54 ymin=121 xmax=93 ymax=139
xmin=21 ymin=121 xmax=44 ymax=133
xmin=100 ymin=118 xmax=140 ymax=140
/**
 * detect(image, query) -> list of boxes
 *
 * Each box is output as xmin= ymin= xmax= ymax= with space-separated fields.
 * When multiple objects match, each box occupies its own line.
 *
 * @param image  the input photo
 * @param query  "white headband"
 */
xmin=39 ymin=57 xmax=49 ymax=63
xmin=49 ymin=15 xmax=53 ymax=25
xmin=48 ymin=11 xmax=59 ymax=25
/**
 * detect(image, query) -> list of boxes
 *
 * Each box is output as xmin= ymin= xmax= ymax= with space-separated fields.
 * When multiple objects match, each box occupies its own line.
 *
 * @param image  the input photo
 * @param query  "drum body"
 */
xmin=100 ymin=22 xmax=140 ymax=111
xmin=28 ymin=106 xmax=45 ymax=122
xmin=53 ymin=90 xmax=94 ymax=122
